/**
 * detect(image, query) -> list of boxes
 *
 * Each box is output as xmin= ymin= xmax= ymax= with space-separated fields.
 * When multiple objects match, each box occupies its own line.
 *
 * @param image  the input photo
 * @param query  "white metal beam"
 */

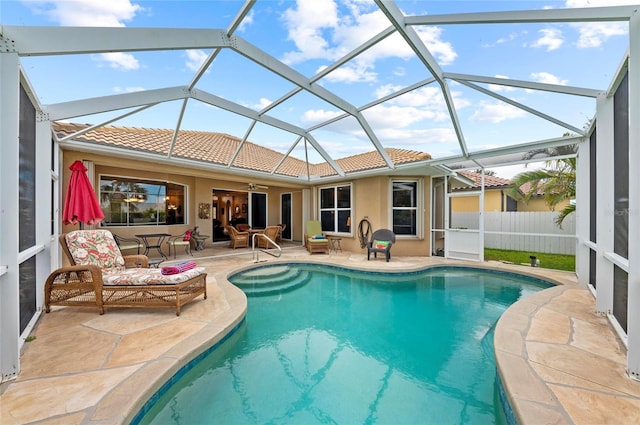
xmin=405 ymin=6 xmax=639 ymax=25
xmin=0 ymin=51 xmax=21 ymax=383
xmin=2 ymin=26 xmax=230 ymax=56
xmin=190 ymin=90 xmax=345 ymax=176
xmin=445 ymin=72 xmax=602 ymax=98
xmin=595 ymin=94 xmax=614 ymax=316
xmin=428 ymin=135 xmax=582 ymax=167
xmin=454 ymin=78 xmax=586 ymax=135
xmin=575 ymin=137 xmax=591 ymax=288
xmin=374 ymin=0 xmax=468 ymax=156
xmin=228 ymin=35 xmax=393 ymax=168
xmin=188 ymin=0 xmax=255 ymax=89
xmin=45 ymin=86 xmax=189 ymax=120
xmin=626 ymin=7 xmax=640 ymax=380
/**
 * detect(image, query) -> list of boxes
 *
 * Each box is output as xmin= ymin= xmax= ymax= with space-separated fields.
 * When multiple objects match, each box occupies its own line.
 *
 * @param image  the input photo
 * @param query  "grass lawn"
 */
xmin=484 ymin=248 xmax=575 ymax=272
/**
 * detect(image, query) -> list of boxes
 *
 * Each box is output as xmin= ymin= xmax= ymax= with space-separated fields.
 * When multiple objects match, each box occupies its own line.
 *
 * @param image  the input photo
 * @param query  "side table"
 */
xmin=327 ymin=236 xmax=342 ymax=253
xmin=192 ymin=234 xmax=210 ymax=251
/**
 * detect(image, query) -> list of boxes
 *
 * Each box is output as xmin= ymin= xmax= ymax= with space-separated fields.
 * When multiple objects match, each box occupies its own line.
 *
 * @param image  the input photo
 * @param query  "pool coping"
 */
xmin=3 ymin=252 xmax=638 ymax=424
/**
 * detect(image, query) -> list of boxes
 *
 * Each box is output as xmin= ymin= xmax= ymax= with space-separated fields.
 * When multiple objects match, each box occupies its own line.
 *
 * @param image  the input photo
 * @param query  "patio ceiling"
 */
xmin=3 ymin=1 xmax=636 ymax=182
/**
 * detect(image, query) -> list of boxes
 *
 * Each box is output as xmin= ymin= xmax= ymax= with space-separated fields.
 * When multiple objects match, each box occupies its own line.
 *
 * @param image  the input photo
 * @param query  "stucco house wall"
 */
xmin=61 ymin=152 xmax=432 ymax=257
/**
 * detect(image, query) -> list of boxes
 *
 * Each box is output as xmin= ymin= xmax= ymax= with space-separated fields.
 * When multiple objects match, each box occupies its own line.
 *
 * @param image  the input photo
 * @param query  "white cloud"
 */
xmin=565 ymin=0 xmax=633 ymax=48
xmin=574 ymin=22 xmax=628 ymax=48
xmin=469 ymin=102 xmax=526 ymax=123
xmin=531 ymin=28 xmax=564 ymax=51
xmin=301 ymin=109 xmax=344 ymax=126
xmin=530 ymin=72 xmax=568 ymax=85
xmin=93 ymin=52 xmax=139 ymax=70
xmin=238 ymin=10 xmax=254 ymax=32
xmin=26 ymin=0 xmax=144 ymax=70
xmin=26 ymin=0 xmax=143 ymax=26
xmin=185 ymin=50 xmax=209 ymax=72
xmin=281 ymin=0 xmax=456 ymax=83
xmin=483 ymin=31 xmax=527 ymax=48
xmin=319 ymin=64 xmax=377 ymax=83
xmin=254 ymin=98 xmax=273 ymax=110
xmin=565 ymin=0 xmax=638 ymax=6
xmin=113 ymin=86 xmax=145 ymax=93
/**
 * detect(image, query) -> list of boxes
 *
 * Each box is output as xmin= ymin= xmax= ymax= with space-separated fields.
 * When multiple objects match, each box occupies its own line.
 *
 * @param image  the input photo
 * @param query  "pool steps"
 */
xmin=231 ymin=265 xmax=312 ymax=296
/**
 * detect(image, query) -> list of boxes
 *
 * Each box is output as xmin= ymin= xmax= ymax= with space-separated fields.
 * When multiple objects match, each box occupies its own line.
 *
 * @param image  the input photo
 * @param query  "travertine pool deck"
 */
xmin=1 ymin=246 xmax=639 ymax=424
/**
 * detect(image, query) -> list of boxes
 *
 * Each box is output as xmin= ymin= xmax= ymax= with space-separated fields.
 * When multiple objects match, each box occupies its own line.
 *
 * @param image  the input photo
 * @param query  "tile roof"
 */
xmin=457 ymin=170 xmax=512 ymax=189
xmin=52 ymin=122 xmax=431 ymax=178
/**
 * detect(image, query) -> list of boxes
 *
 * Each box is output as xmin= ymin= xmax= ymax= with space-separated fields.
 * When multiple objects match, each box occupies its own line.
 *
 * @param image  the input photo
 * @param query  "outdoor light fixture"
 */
xmin=124 ymin=194 xmax=145 ymax=203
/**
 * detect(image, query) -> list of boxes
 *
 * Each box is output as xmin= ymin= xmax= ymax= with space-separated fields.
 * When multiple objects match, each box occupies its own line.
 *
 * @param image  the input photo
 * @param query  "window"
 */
xmin=99 ymin=176 xmax=186 ymax=226
xmin=392 ymin=180 xmax=419 ymax=236
xmin=320 ymin=185 xmax=351 ymax=234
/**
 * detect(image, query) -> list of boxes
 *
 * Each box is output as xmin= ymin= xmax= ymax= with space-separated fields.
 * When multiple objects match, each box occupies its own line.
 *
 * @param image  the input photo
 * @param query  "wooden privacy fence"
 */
xmin=450 ymin=211 xmax=576 ymax=255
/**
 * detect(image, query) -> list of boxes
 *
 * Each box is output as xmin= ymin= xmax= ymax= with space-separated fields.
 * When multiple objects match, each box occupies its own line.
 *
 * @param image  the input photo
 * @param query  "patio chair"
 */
xmin=304 ymin=220 xmax=329 ymax=254
xmin=226 ymin=225 xmax=249 ymax=249
xmin=276 ymin=223 xmax=286 ymax=243
xmin=44 ymin=229 xmax=207 ymax=315
xmin=367 ymin=229 xmax=396 ymax=262
xmin=112 ymin=234 xmax=142 ymax=255
xmin=257 ymin=225 xmax=281 ymax=249
xmin=166 ymin=229 xmax=193 ymax=259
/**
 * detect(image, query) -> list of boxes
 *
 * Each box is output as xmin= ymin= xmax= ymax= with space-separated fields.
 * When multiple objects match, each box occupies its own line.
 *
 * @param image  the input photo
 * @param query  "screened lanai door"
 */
xmin=434 ymin=176 xmax=484 ymax=262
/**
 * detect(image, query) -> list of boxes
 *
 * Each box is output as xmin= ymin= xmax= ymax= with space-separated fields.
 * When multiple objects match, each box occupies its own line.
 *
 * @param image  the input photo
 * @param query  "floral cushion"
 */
xmin=102 ymin=266 xmax=206 ymax=286
xmin=65 ymin=230 xmax=126 ymax=272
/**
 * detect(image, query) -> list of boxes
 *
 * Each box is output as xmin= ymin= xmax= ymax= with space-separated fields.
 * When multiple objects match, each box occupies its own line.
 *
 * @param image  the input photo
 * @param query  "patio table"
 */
xmin=135 ymin=233 xmax=171 ymax=259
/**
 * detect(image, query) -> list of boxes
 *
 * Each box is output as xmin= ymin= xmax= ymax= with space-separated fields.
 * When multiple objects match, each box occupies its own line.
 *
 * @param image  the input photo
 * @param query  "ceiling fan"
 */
xmin=248 ymin=183 xmax=269 ymax=191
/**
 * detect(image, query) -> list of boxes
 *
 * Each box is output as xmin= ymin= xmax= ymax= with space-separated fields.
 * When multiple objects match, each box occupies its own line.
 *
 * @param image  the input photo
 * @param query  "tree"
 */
xmin=474 ymin=168 xmax=496 ymax=176
xmin=508 ymin=144 xmax=577 ymax=228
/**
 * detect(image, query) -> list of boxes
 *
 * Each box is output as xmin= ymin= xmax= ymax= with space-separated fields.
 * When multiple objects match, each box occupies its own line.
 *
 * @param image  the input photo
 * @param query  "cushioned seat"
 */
xmin=166 ymin=229 xmax=193 ymax=259
xmin=44 ymin=229 xmax=207 ymax=315
xmin=304 ymin=220 xmax=329 ymax=254
xmin=226 ymin=225 xmax=249 ymax=249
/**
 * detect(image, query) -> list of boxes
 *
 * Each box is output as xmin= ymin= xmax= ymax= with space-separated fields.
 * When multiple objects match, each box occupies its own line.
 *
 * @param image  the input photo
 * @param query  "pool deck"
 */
xmin=1 ymin=246 xmax=639 ymax=424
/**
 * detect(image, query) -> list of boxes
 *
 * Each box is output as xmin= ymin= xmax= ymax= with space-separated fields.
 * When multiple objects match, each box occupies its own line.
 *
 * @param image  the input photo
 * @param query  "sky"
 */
xmin=1 ymin=0 xmax=636 ymax=178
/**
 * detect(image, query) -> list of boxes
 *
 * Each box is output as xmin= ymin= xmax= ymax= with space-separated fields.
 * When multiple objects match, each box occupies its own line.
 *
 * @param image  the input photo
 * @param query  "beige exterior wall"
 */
xmin=62 ymin=151 xmax=432 ymax=257
xmin=322 ymin=176 xmax=431 ymax=257
xmin=517 ymin=197 xmax=570 ymax=212
xmin=451 ymin=190 xmax=504 ymax=212
xmin=61 ymin=151 xmax=306 ymax=242
xmin=451 ymin=190 xmax=568 ymax=213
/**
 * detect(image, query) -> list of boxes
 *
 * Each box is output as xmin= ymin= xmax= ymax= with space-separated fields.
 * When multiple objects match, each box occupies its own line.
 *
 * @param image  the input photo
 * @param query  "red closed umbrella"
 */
xmin=62 ymin=160 xmax=105 ymax=226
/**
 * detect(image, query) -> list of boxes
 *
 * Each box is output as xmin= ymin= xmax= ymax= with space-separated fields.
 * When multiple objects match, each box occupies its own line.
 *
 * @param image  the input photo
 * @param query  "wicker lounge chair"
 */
xmin=304 ymin=220 xmax=329 ymax=254
xmin=226 ymin=225 xmax=249 ymax=249
xmin=276 ymin=223 xmax=286 ymax=243
xmin=367 ymin=228 xmax=396 ymax=262
xmin=257 ymin=225 xmax=281 ymax=249
xmin=44 ymin=229 xmax=207 ymax=315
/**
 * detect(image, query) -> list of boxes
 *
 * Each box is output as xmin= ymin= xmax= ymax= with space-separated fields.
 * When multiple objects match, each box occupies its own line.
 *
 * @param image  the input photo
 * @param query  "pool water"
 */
xmin=137 ymin=264 xmax=551 ymax=424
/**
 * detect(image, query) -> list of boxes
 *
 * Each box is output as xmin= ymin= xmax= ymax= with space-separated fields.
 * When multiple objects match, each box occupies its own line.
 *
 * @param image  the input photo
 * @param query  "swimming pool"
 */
xmin=135 ymin=264 xmax=552 ymax=424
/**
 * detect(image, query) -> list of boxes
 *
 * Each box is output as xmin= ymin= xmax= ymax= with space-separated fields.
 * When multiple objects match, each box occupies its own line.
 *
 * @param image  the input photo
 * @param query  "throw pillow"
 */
xmin=183 ymin=230 xmax=192 ymax=241
xmin=373 ymin=240 xmax=390 ymax=249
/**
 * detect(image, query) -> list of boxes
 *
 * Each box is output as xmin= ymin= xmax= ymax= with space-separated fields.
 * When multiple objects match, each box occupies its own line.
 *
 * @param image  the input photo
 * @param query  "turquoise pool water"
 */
xmin=136 ymin=264 xmax=552 ymax=424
